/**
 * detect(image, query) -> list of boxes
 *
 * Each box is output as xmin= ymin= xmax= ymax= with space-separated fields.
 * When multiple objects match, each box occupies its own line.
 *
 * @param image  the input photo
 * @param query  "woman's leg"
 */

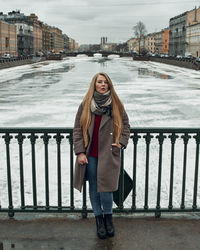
xmin=87 ymin=156 xmax=106 ymax=239
xmin=87 ymin=156 xmax=102 ymax=216
xmin=99 ymin=192 xmax=113 ymax=215
xmin=100 ymin=192 xmax=115 ymax=237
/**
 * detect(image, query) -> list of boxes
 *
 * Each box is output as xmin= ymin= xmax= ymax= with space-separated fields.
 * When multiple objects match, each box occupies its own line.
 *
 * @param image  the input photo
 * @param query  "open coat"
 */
xmin=73 ymin=104 xmax=130 ymax=192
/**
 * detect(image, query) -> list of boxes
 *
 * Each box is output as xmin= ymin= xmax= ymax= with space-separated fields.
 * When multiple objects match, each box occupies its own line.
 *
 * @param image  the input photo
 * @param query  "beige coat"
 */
xmin=73 ymin=104 xmax=130 ymax=192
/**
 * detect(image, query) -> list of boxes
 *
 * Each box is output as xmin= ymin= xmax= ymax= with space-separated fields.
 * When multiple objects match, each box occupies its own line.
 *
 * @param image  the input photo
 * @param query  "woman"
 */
xmin=73 ymin=72 xmax=130 ymax=239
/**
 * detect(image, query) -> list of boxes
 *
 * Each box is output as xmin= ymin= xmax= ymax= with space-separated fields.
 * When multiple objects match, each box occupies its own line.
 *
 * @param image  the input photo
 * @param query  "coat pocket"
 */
xmin=111 ymin=145 xmax=120 ymax=156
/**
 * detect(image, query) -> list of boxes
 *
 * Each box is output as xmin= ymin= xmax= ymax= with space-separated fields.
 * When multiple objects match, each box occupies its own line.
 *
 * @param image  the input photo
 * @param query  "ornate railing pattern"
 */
xmin=0 ymin=127 xmax=199 ymax=218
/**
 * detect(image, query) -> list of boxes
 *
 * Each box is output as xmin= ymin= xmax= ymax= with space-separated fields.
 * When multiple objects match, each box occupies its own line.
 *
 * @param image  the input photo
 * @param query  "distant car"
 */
xmin=196 ymin=57 xmax=200 ymax=62
xmin=3 ymin=53 xmax=10 ymax=59
xmin=176 ymin=55 xmax=183 ymax=59
xmin=184 ymin=54 xmax=195 ymax=60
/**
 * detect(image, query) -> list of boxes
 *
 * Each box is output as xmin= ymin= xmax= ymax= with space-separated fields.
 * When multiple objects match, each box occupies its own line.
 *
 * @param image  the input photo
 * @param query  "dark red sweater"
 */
xmin=89 ymin=115 xmax=102 ymax=157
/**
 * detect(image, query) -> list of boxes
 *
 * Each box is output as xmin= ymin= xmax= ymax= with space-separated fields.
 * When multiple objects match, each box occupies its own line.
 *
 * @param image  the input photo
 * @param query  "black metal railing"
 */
xmin=0 ymin=127 xmax=199 ymax=218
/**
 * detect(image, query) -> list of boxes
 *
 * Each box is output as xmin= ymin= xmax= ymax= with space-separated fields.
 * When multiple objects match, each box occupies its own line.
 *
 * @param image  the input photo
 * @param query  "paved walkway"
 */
xmin=0 ymin=213 xmax=200 ymax=250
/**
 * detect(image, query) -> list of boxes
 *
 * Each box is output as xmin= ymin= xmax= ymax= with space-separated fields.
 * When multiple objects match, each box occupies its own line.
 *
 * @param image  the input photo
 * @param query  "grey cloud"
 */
xmin=1 ymin=0 xmax=200 ymax=44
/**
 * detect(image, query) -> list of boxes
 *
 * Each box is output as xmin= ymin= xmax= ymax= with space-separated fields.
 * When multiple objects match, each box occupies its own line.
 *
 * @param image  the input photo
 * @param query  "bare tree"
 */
xmin=132 ymin=21 xmax=147 ymax=55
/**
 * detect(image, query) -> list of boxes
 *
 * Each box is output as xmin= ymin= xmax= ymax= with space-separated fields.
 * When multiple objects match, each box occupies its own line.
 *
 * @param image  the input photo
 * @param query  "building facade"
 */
xmin=29 ymin=14 xmax=42 ymax=55
xmin=145 ymin=33 xmax=155 ymax=53
xmin=42 ymin=23 xmax=51 ymax=54
xmin=186 ymin=7 xmax=200 ymax=57
xmin=69 ymin=37 xmax=75 ymax=52
xmin=162 ymin=28 xmax=169 ymax=54
xmin=0 ymin=21 xmax=17 ymax=57
xmin=0 ymin=11 xmax=34 ymax=56
xmin=169 ymin=12 xmax=187 ymax=56
xmin=50 ymin=27 xmax=64 ymax=52
xmin=101 ymin=43 xmax=117 ymax=51
xmin=63 ymin=34 xmax=70 ymax=52
xmin=154 ymin=31 xmax=163 ymax=54
xmin=127 ymin=38 xmax=139 ymax=53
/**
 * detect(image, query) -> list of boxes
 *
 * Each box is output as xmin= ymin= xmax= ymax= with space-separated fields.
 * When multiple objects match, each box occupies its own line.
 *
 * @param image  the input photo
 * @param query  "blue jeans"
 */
xmin=87 ymin=156 xmax=113 ymax=216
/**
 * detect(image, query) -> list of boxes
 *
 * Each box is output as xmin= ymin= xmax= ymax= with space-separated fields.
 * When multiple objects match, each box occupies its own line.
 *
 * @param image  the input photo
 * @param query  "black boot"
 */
xmin=104 ymin=214 xmax=115 ymax=237
xmin=95 ymin=214 xmax=107 ymax=239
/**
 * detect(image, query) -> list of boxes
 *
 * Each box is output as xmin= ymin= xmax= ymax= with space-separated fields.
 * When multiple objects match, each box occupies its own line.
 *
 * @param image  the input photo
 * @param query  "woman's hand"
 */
xmin=77 ymin=153 xmax=88 ymax=165
xmin=111 ymin=143 xmax=122 ymax=149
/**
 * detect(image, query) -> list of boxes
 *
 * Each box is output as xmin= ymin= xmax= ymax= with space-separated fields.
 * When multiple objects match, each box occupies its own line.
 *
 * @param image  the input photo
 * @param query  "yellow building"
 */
xmin=75 ymin=42 xmax=79 ymax=51
xmin=0 ymin=21 xmax=17 ymax=57
xmin=127 ymin=38 xmax=139 ymax=53
xmin=69 ymin=37 xmax=75 ymax=52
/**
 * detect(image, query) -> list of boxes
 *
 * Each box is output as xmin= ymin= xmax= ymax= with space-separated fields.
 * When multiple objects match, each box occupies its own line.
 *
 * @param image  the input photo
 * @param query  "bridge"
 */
xmin=65 ymin=51 xmax=133 ymax=57
xmin=0 ymin=126 xmax=200 ymax=249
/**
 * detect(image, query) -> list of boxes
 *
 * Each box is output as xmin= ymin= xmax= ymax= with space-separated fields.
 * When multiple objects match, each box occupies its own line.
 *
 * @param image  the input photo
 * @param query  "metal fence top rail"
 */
xmin=0 ymin=127 xmax=200 ymax=133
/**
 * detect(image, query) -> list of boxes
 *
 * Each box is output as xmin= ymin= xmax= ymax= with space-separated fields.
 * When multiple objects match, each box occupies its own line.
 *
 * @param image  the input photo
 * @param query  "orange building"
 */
xmin=162 ymin=28 xmax=169 ymax=54
xmin=0 ymin=20 xmax=17 ymax=57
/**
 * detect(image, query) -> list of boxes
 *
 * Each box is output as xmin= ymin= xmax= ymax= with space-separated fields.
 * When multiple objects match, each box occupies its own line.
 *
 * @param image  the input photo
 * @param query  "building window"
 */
xmin=5 ymin=37 xmax=9 ymax=48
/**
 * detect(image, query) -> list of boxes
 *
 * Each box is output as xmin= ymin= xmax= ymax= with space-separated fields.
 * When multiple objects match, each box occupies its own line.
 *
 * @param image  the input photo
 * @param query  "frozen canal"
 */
xmin=0 ymin=56 xmax=200 ymax=210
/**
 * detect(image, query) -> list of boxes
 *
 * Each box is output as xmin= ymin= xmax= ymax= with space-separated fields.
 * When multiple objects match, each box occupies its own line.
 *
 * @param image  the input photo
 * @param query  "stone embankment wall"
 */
xmin=149 ymin=57 xmax=200 ymax=71
xmin=0 ymin=57 xmax=45 ymax=70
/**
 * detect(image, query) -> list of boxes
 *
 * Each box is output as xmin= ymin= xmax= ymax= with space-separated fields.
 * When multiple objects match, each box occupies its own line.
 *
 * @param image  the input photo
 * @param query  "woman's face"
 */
xmin=95 ymin=75 xmax=109 ymax=94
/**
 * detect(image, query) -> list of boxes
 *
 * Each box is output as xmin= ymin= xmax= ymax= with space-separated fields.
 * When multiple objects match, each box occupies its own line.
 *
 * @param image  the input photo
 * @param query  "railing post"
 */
xmin=181 ymin=133 xmax=191 ymax=209
xmin=41 ymin=133 xmax=51 ymax=210
xmin=53 ymin=133 xmax=64 ymax=211
xmin=168 ymin=133 xmax=178 ymax=210
xmin=118 ymin=148 xmax=124 ymax=210
xmin=192 ymin=133 xmax=200 ymax=210
xmin=131 ymin=133 xmax=141 ymax=210
xmin=15 ymin=133 xmax=26 ymax=210
xmin=155 ymin=133 xmax=166 ymax=218
xmin=2 ymin=133 xmax=14 ymax=217
xmin=28 ymin=133 xmax=38 ymax=210
xmin=68 ymin=133 xmax=74 ymax=210
xmin=143 ymin=132 xmax=153 ymax=210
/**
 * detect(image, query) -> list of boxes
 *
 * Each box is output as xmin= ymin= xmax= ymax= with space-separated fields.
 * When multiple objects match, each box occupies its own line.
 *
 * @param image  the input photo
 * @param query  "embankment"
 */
xmin=0 ymin=57 xmax=45 ymax=70
xmin=149 ymin=57 xmax=200 ymax=70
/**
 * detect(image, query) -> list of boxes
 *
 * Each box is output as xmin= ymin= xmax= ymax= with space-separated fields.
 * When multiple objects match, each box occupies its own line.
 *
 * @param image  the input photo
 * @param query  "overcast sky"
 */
xmin=1 ymin=0 xmax=199 ymax=45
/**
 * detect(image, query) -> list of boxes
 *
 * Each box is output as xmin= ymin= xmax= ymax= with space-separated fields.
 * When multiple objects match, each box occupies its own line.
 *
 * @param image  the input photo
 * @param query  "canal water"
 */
xmin=0 ymin=56 xmax=200 ymax=210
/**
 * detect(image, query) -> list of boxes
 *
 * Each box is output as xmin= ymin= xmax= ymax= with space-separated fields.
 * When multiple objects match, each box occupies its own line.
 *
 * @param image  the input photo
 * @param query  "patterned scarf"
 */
xmin=91 ymin=90 xmax=112 ymax=116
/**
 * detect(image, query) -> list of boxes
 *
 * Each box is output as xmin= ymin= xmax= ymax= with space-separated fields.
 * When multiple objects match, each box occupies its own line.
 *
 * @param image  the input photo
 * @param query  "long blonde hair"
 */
xmin=80 ymin=72 xmax=124 ymax=147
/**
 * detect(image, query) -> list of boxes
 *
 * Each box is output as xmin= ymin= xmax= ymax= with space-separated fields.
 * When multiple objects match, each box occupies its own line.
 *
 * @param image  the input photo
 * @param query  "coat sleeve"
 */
xmin=73 ymin=104 xmax=86 ymax=155
xmin=119 ymin=110 xmax=130 ymax=148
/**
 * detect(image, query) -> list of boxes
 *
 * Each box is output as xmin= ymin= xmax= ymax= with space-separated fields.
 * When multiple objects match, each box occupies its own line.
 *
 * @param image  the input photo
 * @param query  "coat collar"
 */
xmin=99 ymin=114 xmax=111 ymax=129
xmin=88 ymin=113 xmax=111 ymax=139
